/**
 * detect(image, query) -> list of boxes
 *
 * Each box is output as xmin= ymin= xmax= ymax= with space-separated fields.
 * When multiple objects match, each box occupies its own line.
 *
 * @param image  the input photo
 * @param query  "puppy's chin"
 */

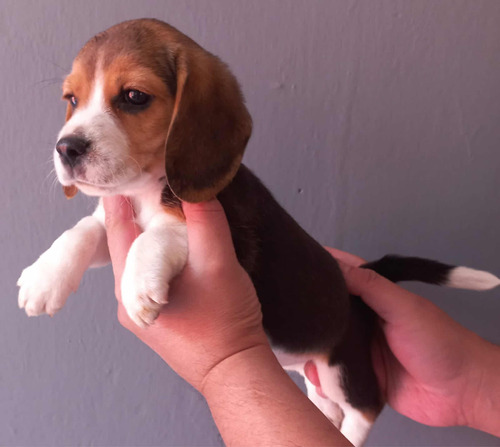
xmin=73 ymin=182 xmax=115 ymax=197
xmin=69 ymin=172 xmax=157 ymax=197
xmin=57 ymin=175 xmax=123 ymax=197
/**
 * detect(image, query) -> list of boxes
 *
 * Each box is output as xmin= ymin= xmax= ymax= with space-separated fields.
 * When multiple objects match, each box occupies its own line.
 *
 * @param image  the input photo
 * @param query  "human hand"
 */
xmin=103 ymin=197 xmax=268 ymax=393
xmin=326 ymin=247 xmax=500 ymax=435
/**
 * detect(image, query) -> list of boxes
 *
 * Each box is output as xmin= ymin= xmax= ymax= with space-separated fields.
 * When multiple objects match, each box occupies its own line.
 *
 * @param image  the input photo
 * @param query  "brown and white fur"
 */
xmin=17 ymin=19 xmax=500 ymax=445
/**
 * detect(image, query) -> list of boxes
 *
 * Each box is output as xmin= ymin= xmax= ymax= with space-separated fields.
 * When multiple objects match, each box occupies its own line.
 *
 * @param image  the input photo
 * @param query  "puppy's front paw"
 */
xmin=17 ymin=257 xmax=78 ymax=317
xmin=120 ymin=253 xmax=169 ymax=328
xmin=119 ymin=222 xmax=188 ymax=328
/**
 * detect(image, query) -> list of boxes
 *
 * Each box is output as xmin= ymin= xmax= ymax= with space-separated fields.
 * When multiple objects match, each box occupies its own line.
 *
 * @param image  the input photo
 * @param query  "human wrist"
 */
xmin=199 ymin=342 xmax=275 ymax=398
xmin=199 ymin=341 xmax=351 ymax=446
xmin=465 ymin=338 xmax=500 ymax=436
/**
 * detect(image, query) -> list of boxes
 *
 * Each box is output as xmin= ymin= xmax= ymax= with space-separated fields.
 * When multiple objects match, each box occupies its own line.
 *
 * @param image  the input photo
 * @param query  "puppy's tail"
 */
xmin=362 ymin=255 xmax=500 ymax=291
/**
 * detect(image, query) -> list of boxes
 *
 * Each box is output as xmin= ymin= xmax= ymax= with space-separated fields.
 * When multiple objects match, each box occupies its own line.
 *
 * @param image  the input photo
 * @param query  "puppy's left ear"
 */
xmin=164 ymin=47 xmax=252 ymax=203
xmin=63 ymin=185 xmax=78 ymax=199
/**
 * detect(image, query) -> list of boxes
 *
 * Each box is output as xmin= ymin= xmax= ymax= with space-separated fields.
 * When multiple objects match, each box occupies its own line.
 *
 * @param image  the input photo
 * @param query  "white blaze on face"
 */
xmin=54 ymin=72 xmax=136 ymax=194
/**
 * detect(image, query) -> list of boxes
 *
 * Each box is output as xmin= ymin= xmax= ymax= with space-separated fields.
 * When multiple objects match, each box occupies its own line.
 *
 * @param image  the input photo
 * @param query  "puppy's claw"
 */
xmin=121 ymin=287 xmax=168 ymax=328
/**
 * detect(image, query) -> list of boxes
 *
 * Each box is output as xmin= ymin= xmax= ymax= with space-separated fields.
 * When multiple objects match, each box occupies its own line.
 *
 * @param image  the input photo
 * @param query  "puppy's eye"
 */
xmin=115 ymin=89 xmax=153 ymax=113
xmin=124 ymin=90 xmax=151 ymax=106
xmin=64 ymin=94 xmax=78 ymax=108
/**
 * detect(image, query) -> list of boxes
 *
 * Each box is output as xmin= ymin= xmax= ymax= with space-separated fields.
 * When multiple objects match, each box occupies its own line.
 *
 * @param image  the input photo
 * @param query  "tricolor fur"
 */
xmin=17 ymin=19 xmax=499 ymax=446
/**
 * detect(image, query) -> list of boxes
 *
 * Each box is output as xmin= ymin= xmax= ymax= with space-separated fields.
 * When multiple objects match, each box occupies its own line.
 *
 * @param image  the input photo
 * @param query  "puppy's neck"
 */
xmin=124 ymin=175 xmax=168 ymax=230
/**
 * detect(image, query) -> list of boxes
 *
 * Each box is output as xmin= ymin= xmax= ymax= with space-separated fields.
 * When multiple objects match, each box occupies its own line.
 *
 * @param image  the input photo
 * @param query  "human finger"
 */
xmin=338 ymin=261 xmax=428 ymax=324
xmin=324 ymin=247 xmax=366 ymax=267
xmin=103 ymin=196 xmax=140 ymax=292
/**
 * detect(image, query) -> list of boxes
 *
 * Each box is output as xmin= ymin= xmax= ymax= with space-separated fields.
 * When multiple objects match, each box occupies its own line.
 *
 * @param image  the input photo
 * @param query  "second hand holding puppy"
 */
xmin=327 ymin=247 xmax=500 ymax=437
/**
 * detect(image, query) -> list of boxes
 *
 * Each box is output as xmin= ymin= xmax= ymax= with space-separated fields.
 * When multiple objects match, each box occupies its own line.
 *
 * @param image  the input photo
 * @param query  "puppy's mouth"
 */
xmin=53 ymin=137 xmax=146 ymax=196
xmin=56 ymin=156 xmax=122 ymax=193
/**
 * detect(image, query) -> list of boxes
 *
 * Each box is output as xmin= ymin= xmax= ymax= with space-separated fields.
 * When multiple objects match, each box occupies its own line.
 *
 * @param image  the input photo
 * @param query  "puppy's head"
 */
xmin=55 ymin=19 xmax=252 ymax=201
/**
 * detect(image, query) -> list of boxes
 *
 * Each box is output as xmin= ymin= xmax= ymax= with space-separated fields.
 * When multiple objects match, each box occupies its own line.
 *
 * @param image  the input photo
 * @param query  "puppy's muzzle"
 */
xmin=56 ymin=136 xmax=90 ymax=167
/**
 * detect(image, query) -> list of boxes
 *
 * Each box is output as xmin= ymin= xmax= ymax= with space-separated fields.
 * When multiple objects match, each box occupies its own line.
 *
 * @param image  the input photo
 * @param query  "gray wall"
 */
xmin=2 ymin=0 xmax=499 ymax=445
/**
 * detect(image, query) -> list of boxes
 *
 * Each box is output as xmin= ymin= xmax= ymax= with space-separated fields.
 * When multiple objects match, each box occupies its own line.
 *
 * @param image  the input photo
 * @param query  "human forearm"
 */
xmin=201 ymin=344 xmax=352 ymax=446
xmin=467 ymin=339 xmax=500 ymax=436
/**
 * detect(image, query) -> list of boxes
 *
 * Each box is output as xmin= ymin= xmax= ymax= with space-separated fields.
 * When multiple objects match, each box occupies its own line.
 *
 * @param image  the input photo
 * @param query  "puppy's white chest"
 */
xmin=130 ymin=195 xmax=162 ymax=230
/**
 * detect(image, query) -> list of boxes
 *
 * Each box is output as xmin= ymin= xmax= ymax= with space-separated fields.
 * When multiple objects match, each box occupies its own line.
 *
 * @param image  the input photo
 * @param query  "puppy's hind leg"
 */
xmin=314 ymin=296 xmax=383 ymax=446
xmin=314 ymin=360 xmax=379 ymax=447
xmin=279 ymin=356 xmax=345 ymax=431
xmin=303 ymin=365 xmax=344 ymax=429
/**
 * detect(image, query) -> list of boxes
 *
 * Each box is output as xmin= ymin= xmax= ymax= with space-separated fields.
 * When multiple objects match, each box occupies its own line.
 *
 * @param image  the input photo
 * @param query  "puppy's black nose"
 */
xmin=56 ymin=136 xmax=90 ymax=166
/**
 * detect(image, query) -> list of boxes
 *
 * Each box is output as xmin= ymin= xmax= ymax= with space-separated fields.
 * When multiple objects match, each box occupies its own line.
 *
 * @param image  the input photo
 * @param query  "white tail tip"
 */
xmin=447 ymin=266 xmax=500 ymax=291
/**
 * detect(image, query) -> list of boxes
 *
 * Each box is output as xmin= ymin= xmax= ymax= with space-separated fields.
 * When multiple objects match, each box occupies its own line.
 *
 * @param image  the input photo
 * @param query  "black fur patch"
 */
xmin=218 ymin=165 xmax=350 ymax=352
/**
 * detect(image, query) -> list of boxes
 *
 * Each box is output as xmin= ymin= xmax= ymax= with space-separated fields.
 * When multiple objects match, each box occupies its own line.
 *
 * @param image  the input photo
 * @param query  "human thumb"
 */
xmin=182 ymin=200 xmax=237 ymax=271
xmin=338 ymin=261 xmax=424 ymax=324
xmin=103 ymin=196 xmax=140 ymax=287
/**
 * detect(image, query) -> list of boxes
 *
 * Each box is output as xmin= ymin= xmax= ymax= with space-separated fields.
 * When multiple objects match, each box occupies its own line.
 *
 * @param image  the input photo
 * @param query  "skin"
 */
xmin=103 ymin=196 xmax=500 ymax=443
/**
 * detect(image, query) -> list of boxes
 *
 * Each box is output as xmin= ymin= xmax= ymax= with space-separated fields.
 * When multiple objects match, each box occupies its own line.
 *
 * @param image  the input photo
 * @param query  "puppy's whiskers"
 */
xmin=42 ymin=153 xmax=61 ymax=201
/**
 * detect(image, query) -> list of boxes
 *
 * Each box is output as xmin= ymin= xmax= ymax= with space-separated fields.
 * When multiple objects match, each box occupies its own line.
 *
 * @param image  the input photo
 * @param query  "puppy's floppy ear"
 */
xmin=164 ymin=47 xmax=252 ymax=203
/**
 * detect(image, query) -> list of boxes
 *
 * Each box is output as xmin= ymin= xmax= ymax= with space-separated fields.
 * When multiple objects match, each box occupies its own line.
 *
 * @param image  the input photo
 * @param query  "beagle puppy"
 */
xmin=17 ymin=19 xmax=500 ymax=445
